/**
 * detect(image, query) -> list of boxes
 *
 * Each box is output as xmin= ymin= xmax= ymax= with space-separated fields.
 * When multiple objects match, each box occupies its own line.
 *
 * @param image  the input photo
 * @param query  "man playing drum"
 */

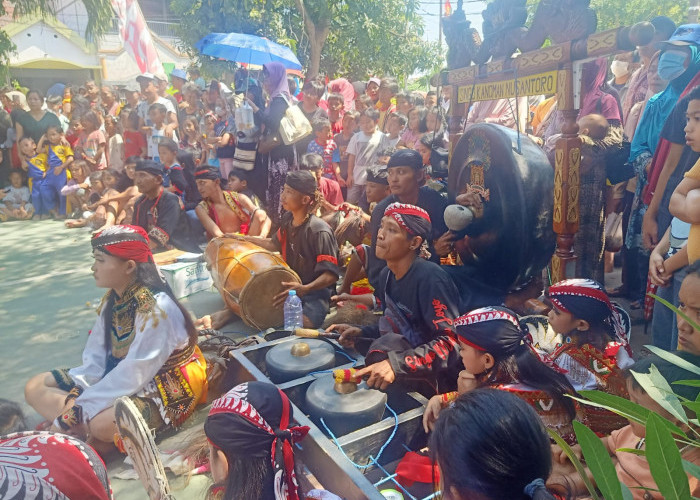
xmin=201 ymin=171 xmax=340 ymax=330
xmin=194 ymin=164 xmax=271 ymax=238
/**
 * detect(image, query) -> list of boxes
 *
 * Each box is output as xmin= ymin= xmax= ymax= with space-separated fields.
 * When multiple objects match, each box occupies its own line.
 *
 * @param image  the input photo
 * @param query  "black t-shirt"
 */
xmin=272 ymin=213 xmax=340 ymax=296
xmin=367 ymin=186 xmax=449 ymax=284
xmin=132 ymin=189 xmax=197 ymax=252
xmin=362 ymin=257 xmax=462 ymax=388
xmin=657 ymin=95 xmax=700 ymax=238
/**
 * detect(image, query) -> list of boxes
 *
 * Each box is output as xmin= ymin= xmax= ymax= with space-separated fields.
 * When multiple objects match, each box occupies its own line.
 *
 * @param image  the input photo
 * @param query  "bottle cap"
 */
xmin=289 ymin=290 xmax=296 ymax=296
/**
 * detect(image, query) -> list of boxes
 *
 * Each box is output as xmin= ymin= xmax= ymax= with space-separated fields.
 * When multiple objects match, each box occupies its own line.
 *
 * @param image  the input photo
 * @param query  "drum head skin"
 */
xmin=115 ymin=397 xmax=174 ymax=500
xmin=240 ymin=267 xmax=301 ymax=330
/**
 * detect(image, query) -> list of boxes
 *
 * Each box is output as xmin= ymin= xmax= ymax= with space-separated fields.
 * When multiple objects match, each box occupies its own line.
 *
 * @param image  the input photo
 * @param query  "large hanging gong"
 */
xmin=448 ymin=123 xmax=555 ymax=291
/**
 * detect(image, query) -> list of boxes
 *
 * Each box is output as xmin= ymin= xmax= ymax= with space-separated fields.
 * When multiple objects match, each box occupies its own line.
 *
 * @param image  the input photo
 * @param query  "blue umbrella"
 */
xmin=195 ymin=32 xmax=302 ymax=71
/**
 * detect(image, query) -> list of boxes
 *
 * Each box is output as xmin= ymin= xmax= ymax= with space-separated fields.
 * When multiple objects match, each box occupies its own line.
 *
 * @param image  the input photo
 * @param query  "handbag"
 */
xmin=279 ymin=97 xmax=312 ymax=145
xmin=232 ymin=139 xmax=257 ymax=171
xmin=604 ymin=212 xmax=624 ymax=252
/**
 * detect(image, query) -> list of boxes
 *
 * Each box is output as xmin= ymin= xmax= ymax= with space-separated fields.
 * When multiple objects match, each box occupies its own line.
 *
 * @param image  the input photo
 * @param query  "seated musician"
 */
xmin=24 ymin=225 xmax=208 ymax=454
xmin=204 ymin=171 xmax=341 ymax=330
xmin=193 ymin=164 xmax=271 ymax=238
xmin=330 ymin=203 xmax=462 ymax=392
xmin=131 ymin=159 xmax=201 ymax=252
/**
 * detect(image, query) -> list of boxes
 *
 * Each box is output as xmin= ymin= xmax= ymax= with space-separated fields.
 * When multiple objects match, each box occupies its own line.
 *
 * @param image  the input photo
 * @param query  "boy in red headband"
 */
xmin=330 ymin=202 xmax=462 ymax=392
xmin=24 ymin=225 xmax=208 ymax=454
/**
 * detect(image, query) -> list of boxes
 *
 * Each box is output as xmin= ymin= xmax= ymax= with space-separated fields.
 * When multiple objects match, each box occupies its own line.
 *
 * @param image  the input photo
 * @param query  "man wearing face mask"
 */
xmin=608 ymin=52 xmax=634 ymax=105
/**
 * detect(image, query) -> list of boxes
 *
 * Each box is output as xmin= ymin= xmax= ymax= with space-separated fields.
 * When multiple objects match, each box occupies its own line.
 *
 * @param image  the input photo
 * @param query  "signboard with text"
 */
xmin=457 ymin=70 xmax=558 ymax=103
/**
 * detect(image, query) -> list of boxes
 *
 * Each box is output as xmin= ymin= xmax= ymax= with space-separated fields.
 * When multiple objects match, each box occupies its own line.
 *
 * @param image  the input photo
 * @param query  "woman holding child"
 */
xmin=24 ymin=225 xmax=208 ymax=453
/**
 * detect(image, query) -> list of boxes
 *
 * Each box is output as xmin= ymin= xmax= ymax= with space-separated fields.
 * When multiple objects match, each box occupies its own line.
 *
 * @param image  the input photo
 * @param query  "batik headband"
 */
xmin=453 ymin=307 xmax=566 ymax=373
xmin=547 ymin=279 xmax=631 ymax=350
xmin=91 ymin=225 xmax=153 ymax=264
xmin=194 ymin=165 xmax=221 ymax=181
xmin=206 ymin=382 xmax=310 ymax=500
xmin=384 ymin=202 xmax=431 ymax=236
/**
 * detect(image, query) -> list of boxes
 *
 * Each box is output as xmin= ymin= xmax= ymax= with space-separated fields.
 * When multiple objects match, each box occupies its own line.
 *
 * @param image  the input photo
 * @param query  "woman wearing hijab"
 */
xmin=24 ymin=225 xmax=208 ymax=453
xmin=625 ymin=35 xmax=700 ymax=308
xmin=258 ymin=62 xmax=297 ymax=223
xmin=204 ymin=381 xmax=310 ymax=500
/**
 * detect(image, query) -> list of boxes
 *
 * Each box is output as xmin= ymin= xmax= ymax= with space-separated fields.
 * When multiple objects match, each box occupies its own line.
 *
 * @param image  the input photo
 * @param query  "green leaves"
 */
xmin=574 ymin=421 xmax=626 ymax=500
xmin=547 ymin=428 xmax=602 ymax=500
xmin=646 ymin=413 xmax=691 ymax=500
xmin=632 ymin=365 xmax=688 ymax=424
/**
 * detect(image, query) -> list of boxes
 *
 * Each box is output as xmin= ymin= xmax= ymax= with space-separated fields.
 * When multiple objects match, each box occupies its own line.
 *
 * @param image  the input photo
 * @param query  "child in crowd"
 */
xmin=677 ymin=261 xmax=700 ymax=356
xmin=395 ymin=91 xmax=414 ymax=116
xmin=38 ymin=125 xmax=73 ymax=216
xmin=649 ymin=216 xmax=690 ymax=350
xmin=105 ymin=115 xmax=124 ymax=172
xmin=88 ymin=156 xmax=140 ymax=225
xmin=61 ymin=160 xmax=91 ymax=217
xmin=307 ymin=117 xmax=342 ymax=184
xmin=180 ymin=116 xmax=206 ymax=166
xmin=147 ymin=102 xmax=178 ymax=162
xmin=158 ymin=138 xmax=186 ymax=199
xmin=545 ymin=278 xmax=634 ymax=435
xmin=208 ymin=106 xmax=235 ymax=179
xmin=122 ymin=110 xmax=146 ymax=159
xmin=65 ymin=170 xmax=119 ymax=229
xmin=46 ymin=94 xmax=69 ymax=132
xmin=423 ymin=107 xmax=447 ymax=146
xmin=202 ymin=113 xmax=219 ymax=168
xmin=346 ymin=108 xmax=389 ymax=203
xmin=550 ymin=352 xmax=700 ymax=499
xmin=670 ymin=85 xmax=700 ymax=270
xmin=228 ymin=168 xmax=262 ymax=207
xmin=0 ymin=170 xmax=33 ymax=221
xmin=422 ymin=306 xmax=577 ymax=443
xmin=65 ymin=117 xmax=82 ymax=148
xmin=398 ymin=107 xmax=426 ymax=149
xmin=19 ymin=137 xmax=50 ymax=219
xmin=77 ymin=111 xmax=106 ymax=170
xmin=299 ymin=153 xmax=343 ymax=215
xmin=334 ymin=110 xmax=359 ymax=196
xmin=327 ymin=92 xmax=344 ymax=134
xmin=432 ymin=389 xmax=560 ymax=500
xmin=385 ymin=112 xmax=406 ymax=149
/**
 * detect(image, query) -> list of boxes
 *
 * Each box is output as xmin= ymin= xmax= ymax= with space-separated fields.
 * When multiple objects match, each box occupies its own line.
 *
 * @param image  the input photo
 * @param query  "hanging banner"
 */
xmin=457 ymin=70 xmax=558 ymax=103
xmin=111 ymin=0 xmax=163 ymax=74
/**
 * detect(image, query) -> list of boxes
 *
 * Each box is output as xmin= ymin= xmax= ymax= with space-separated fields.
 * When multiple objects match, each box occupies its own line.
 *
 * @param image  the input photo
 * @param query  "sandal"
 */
xmin=606 ymin=287 xmax=627 ymax=298
xmin=629 ymin=300 xmax=643 ymax=310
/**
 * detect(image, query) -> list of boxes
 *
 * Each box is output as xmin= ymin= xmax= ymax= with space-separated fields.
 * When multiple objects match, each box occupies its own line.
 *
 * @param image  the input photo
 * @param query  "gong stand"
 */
xmin=442 ymin=0 xmax=655 ymax=282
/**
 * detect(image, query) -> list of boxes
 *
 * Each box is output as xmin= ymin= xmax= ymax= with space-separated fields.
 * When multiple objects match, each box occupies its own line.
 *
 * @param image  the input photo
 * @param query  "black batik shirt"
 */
xmin=362 ymin=257 xmax=462 ymax=388
xmin=133 ymin=189 xmax=196 ymax=252
xmin=272 ymin=213 xmax=340 ymax=293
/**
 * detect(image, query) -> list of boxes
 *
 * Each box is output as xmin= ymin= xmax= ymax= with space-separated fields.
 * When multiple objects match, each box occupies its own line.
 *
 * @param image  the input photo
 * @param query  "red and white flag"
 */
xmin=111 ymin=0 xmax=163 ymax=73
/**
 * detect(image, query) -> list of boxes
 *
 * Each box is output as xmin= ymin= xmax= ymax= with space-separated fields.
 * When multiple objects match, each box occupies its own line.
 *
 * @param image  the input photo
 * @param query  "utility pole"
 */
xmin=690 ymin=0 xmax=700 ymax=24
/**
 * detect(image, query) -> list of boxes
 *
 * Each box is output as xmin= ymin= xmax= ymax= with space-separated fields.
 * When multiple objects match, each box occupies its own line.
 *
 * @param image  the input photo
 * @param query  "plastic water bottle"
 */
xmin=283 ymin=290 xmax=304 ymax=330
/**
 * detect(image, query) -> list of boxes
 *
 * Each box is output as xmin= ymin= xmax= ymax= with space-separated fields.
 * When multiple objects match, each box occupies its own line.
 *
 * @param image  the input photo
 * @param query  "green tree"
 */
xmin=169 ymin=0 xmax=441 ymax=82
xmin=590 ymin=0 xmax=687 ymax=31
xmin=0 ymin=0 xmax=113 ymax=74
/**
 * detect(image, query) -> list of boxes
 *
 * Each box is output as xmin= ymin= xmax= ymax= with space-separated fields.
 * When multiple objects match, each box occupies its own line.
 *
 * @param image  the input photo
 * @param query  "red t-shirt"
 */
xmin=319 ymin=176 xmax=344 ymax=206
xmin=124 ymin=130 xmax=146 ymax=158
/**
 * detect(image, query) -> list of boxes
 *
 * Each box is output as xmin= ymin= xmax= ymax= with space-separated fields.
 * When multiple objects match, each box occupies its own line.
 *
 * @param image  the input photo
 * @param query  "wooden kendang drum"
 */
xmin=205 ymin=237 xmax=301 ymax=330
xmin=448 ymin=123 xmax=555 ymax=292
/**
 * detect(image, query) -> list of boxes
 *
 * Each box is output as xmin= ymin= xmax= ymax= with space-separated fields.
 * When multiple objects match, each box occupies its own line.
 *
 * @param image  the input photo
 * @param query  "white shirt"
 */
xmin=68 ymin=291 xmax=189 ymax=420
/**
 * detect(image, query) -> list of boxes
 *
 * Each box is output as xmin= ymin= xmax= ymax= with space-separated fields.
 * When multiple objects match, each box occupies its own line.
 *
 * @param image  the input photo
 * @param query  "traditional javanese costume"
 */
xmin=51 ymin=225 xmax=207 ymax=433
xmin=547 ymin=279 xmax=634 ymax=435
xmin=194 ymin=165 xmax=253 ymax=236
xmin=445 ymin=306 xmax=577 ymax=443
